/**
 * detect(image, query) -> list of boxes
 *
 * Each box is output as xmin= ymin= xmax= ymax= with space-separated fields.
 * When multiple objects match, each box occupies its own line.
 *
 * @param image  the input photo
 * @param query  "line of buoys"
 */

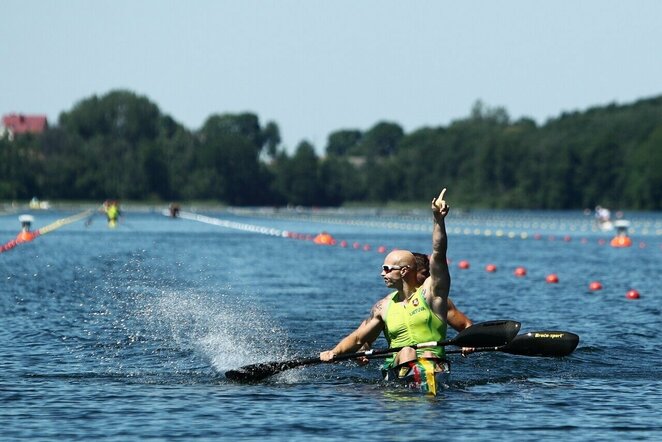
xmin=226 ymin=208 xmax=662 ymax=255
xmin=174 ymin=211 xmax=288 ymax=238
xmin=228 ymin=207 xmax=662 ymax=238
xmin=37 ymin=209 xmax=93 ymax=235
xmin=171 ymin=210 xmax=647 ymax=301
xmin=1 ymin=209 xmax=92 ymax=254
xmin=278 ymin=222 xmax=647 ymax=301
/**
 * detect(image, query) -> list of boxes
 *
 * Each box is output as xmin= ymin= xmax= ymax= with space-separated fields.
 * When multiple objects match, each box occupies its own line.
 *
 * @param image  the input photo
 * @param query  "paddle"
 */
xmin=224 ymin=319 xmax=521 ymax=382
xmin=364 ymin=330 xmax=580 ymax=360
xmin=446 ymin=330 xmax=579 ymax=357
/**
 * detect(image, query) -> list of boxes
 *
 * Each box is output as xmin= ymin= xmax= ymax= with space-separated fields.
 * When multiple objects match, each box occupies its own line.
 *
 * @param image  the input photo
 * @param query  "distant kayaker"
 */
xmin=168 ymin=203 xmax=180 ymax=218
xmin=104 ymin=200 xmax=121 ymax=226
xmin=321 ymin=188 xmax=452 ymax=379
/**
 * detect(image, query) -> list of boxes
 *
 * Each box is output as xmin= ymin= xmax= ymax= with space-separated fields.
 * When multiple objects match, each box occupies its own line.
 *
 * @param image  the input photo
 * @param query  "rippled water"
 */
xmin=1 ymin=208 xmax=661 ymax=441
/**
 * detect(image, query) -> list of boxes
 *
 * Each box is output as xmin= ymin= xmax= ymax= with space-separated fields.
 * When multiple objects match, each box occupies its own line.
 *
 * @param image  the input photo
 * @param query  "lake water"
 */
xmin=1 ymin=207 xmax=661 ymax=441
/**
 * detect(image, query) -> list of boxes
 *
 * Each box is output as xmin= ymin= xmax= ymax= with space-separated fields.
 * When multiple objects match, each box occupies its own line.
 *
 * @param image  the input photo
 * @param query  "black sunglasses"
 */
xmin=382 ymin=265 xmax=408 ymax=273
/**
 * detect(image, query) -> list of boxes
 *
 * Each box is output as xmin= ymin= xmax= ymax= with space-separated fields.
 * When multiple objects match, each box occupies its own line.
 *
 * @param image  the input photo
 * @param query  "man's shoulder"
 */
xmin=370 ymin=294 xmax=393 ymax=318
xmin=373 ymin=295 xmax=389 ymax=308
xmin=378 ymin=291 xmax=397 ymax=303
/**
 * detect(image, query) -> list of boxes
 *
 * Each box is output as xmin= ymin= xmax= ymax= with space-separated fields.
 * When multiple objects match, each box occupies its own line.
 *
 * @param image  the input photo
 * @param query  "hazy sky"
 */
xmin=2 ymin=1 xmax=661 ymax=151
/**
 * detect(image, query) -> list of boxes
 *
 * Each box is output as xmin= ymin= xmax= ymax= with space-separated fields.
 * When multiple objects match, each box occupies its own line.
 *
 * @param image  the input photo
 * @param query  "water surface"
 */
xmin=1 ymin=208 xmax=660 ymax=441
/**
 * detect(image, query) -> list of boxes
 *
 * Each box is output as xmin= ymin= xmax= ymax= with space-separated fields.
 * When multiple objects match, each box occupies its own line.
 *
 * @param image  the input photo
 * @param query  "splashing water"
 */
xmin=145 ymin=288 xmax=291 ymax=373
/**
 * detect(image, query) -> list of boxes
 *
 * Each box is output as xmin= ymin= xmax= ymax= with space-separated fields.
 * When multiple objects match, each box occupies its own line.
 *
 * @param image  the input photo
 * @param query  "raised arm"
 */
xmin=428 ymin=188 xmax=451 ymax=307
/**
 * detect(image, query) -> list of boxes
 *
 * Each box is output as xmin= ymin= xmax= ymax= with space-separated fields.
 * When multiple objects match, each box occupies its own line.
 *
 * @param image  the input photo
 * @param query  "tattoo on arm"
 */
xmin=369 ymin=302 xmax=382 ymax=320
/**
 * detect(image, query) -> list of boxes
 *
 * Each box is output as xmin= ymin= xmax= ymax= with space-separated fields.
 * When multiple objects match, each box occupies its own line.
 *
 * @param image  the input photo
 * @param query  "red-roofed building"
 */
xmin=1 ymin=114 xmax=49 ymax=140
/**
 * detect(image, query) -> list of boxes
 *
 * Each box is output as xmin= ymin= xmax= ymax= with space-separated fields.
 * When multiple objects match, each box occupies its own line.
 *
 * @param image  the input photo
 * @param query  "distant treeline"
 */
xmin=1 ymin=90 xmax=661 ymax=209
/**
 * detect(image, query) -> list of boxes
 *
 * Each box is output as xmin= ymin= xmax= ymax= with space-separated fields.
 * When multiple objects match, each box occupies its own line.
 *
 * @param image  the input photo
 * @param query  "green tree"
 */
xmin=273 ymin=141 xmax=321 ymax=206
xmin=326 ymin=129 xmax=362 ymax=156
xmin=355 ymin=122 xmax=403 ymax=157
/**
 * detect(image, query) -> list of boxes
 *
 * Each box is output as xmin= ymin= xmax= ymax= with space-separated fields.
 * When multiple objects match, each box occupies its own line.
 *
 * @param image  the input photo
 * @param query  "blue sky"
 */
xmin=2 ymin=1 xmax=661 ymax=151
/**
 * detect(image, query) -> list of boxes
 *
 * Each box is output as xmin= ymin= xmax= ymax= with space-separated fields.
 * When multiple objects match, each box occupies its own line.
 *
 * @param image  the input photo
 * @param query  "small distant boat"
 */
xmin=598 ymin=220 xmax=614 ymax=232
xmin=28 ymin=197 xmax=50 ymax=210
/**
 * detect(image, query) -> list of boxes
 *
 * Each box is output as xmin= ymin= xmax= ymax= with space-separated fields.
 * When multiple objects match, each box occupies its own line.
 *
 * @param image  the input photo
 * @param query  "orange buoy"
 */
xmin=16 ymin=231 xmax=36 ymax=242
xmin=485 ymin=264 xmax=497 ymax=273
xmin=610 ymin=236 xmax=632 ymax=248
xmin=313 ymin=232 xmax=335 ymax=245
xmin=514 ymin=266 xmax=527 ymax=277
xmin=545 ymin=273 xmax=559 ymax=284
xmin=458 ymin=260 xmax=470 ymax=269
xmin=626 ymin=289 xmax=640 ymax=300
xmin=589 ymin=281 xmax=603 ymax=291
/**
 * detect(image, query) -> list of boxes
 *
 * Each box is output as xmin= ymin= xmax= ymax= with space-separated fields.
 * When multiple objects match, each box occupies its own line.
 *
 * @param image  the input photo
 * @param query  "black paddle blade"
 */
xmin=453 ymin=320 xmax=521 ymax=348
xmin=503 ymin=331 xmax=579 ymax=357
xmin=225 ymin=356 xmax=321 ymax=382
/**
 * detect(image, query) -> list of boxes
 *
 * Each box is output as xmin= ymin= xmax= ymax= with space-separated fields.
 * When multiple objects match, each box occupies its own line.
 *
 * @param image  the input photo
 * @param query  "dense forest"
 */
xmin=1 ymin=90 xmax=661 ymax=209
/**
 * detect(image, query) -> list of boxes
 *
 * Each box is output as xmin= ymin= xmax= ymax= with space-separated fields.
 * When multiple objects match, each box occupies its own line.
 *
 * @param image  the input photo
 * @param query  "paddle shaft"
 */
xmin=361 ymin=330 xmax=579 ymax=360
xmin=225 ymin=319 xmax=520 ymax=382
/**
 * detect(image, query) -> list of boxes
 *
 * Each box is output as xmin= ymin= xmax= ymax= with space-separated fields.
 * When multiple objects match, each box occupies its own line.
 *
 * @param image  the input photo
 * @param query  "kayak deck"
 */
xmin=382 ymin=358 xmax=450 ymax=395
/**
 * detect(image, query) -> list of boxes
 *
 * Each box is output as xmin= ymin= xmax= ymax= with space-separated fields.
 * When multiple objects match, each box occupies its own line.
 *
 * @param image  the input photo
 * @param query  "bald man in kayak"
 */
xmin=320 ymin=188 xmax=452 ymax=376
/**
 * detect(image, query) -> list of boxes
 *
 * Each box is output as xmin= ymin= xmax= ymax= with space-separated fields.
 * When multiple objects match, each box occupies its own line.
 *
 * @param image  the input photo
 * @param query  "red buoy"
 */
xmin=377 ymin=246 xmax=386 ymax=253
xmin=458 ymin=260 xmax=470 ymax=269
xmin=589 ymin=281 xmax=603 ymax=291
xmin=485 ymin=264 xmax=497 ymax=273
xmin=514 ymin=267 xmax=527 ymax=277
xmin=339 ymin=240 xmax=348 ymax=248
xmin=626 ymin=289 xmax=641 ymax=300
xmin=545 ymin=273 xmax=559 ymax=284
xmin=363 ymin=244 xmax=371 ymax=251
xmin=353 ymin=242 xmax=360 ymax=249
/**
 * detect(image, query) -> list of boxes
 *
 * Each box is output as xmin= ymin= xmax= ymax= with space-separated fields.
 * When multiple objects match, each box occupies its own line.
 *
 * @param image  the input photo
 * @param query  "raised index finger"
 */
xmin=437 ymin=188 xmax=447 ymax=202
